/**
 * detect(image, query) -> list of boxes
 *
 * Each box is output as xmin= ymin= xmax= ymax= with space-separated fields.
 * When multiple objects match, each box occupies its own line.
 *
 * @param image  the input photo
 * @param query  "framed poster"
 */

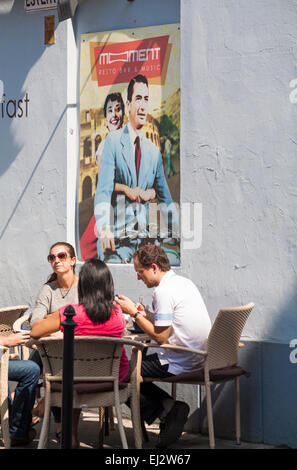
xmin=78 ymin=23 xmax=180 ymax=265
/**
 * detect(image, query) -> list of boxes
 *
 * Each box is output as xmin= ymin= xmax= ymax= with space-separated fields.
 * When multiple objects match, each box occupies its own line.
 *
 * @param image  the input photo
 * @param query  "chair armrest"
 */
xmin=122 ymin=339 xmax=145 ymax=350
xmin=125 ymin=333 xmax=151 ymax=342
xmin=13 ymin=313 xmax=31 ymax=332
xmin=0 ymin=346 xmax=10 ymax=373
xmin=143 ymin=342 xmax=207 ymax=357
xmin=0 ymin=341 xmax=21 ymax=360
xmin=28 ymin=331 xmax=64 ymax=349
xmin=46 ymin=375 xmax=119 ymax=382
xmin=0 ymin=346 xmax=10 ymax=393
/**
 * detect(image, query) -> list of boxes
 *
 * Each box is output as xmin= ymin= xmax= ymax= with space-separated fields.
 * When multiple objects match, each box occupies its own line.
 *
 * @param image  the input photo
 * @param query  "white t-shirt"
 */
xmin=153 ymin=270 xmax=211 ymax=375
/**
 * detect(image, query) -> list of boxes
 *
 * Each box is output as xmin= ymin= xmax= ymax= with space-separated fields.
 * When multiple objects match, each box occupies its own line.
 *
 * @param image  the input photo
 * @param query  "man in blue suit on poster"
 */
xmin=94 ymin=74 xmax=180 ymax=264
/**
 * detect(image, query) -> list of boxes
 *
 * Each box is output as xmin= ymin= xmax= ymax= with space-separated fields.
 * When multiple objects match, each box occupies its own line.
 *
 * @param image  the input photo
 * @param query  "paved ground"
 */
xmin=0 ymin=409 xmax=281 ymax=451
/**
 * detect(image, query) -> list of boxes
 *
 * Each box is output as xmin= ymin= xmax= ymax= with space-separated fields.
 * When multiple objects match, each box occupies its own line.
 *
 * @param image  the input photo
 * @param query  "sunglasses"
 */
xmin=47 ymin=252 xmax=68 ymax=263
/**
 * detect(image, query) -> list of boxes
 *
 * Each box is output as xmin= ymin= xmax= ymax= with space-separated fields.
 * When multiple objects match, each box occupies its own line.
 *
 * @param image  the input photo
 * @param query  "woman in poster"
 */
xmin=80 ymin=87 xmax=158 ymax=261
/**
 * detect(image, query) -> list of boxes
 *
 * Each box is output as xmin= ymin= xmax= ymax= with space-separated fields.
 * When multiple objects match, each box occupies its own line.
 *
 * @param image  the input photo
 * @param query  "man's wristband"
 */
xmin=132 ymin=311 xmax=142 ymax=320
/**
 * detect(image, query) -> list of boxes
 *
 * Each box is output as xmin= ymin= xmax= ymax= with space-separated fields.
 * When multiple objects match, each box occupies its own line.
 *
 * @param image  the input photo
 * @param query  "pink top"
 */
xmin=59 ymin=303 xmax=129 ymax=382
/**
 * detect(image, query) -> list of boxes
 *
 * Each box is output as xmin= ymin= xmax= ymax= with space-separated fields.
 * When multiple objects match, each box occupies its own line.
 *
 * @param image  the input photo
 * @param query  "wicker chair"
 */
xmin=0 ymin=345 xmax=11 ymax=448
xmin=13 ymin=315 xmax=116 ymax=442
xmin=140 ymin=302 xmax=254 ymax=449
xmin=0 ymin=305 xmax=29 ymax=360
xmin=31 ymin=335 xmax=144 ymax=449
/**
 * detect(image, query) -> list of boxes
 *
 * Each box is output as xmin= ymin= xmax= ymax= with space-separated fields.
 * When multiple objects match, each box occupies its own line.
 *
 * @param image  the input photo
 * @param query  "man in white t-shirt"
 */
xmin=116 ymin=244 xmax=211 ymax=448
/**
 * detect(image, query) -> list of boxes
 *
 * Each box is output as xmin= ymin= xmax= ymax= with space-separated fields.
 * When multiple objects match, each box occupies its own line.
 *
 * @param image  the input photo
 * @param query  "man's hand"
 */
xmin=124 ymin=186 xmax=142 ymax=202
xmin=134 ymin=302 xmax=146 ymax=314
xmin=138 ymin=188 xmax=156 ymax=202
xmin=100 ymin=226 xmax=115 ymax=254
xmin=115 ymin=295 xmax=139 ymax=316
xmin=115 ymin=184 xmax=141 ymax=202
xmin=128 ymin=187 xmax=156 ymax=203
xmin=115 ymin=296 xmax=170 ymax=344
xmin=0 ymin=332 xmax=31 ymax=348
xmin=114 ymin=184 xmax=156 ymax=203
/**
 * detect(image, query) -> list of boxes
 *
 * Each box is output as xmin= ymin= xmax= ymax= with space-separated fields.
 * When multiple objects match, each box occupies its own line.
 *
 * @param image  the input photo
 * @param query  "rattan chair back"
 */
xmin=206 ymin=303 xmax=254 ymax=371
xmin=0 ymin=305 xmax=29 ymax=336
xmin=35 ymin=335 xmax=125 ymax=381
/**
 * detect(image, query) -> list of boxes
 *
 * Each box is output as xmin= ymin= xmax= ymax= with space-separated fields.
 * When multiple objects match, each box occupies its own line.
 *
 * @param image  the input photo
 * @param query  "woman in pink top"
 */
xmin=31 ymin=259 xmax=129 ymax=446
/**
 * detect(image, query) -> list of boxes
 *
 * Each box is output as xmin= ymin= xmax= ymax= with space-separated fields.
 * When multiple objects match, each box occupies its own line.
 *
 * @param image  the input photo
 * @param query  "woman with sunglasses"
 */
xmin=30 ymin=242 xmax=79 ymax=325
xmin=31 ymin=259 xmax=128 ymax=448
xmin=29 ymin=242 xmax=79 ymax=439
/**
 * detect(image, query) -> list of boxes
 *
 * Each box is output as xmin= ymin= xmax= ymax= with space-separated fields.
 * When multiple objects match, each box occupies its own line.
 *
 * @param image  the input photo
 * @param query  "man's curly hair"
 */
xmin=133 ymin=244 xmax=170 ymax=272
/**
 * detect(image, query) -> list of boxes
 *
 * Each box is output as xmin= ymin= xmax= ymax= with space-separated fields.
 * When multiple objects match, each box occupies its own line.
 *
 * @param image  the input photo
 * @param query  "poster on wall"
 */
xmin=78 ymin=23 xmax=180 ymax=265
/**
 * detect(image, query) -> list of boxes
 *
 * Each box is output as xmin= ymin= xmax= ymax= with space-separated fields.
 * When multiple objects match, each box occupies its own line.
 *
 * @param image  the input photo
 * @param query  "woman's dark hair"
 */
xmin=47 ymin=242 xmax=76 ymax=284
xmin=78 ymin=259 xmax=115 ymax=324
xmin=103 ymin=92 xmax=125 ymax=118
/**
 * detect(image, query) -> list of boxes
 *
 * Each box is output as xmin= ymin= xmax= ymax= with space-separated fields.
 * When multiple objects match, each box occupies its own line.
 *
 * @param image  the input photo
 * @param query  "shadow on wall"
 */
xmin=1 ymin=2 xmax=45 ymax=174
xmin=0 ymin=2 xmax=68 ymax=240
xmin=258 ymin=286 xmax=297 ymax=447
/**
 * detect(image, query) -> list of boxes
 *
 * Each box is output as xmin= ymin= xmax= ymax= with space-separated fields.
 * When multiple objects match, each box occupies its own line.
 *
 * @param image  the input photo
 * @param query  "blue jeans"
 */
xmin=8 ymin=359 xmax=40 ymax=438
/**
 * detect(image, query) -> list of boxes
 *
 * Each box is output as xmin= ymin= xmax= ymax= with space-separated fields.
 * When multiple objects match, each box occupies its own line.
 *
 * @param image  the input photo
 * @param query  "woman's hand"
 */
xmin=0 ymin=332 xmax=31 ymax=348
xmin=31 ymin=310 xmax=61 ymax=339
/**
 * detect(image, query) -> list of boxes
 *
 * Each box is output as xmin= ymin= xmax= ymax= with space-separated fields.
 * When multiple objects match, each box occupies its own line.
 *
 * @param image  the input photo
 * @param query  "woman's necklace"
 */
xmin=58 ymin=278 xmax=75 ymax=299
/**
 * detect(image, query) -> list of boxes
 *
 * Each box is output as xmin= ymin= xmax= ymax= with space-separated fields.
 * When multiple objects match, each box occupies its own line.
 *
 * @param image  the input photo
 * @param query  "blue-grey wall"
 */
xmin=0 ymin=0 xmax=296 ymax=448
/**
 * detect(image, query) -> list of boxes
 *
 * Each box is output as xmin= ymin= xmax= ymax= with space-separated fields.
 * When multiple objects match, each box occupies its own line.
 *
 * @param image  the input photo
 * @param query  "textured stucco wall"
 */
xmin=180 ymin=0 xmax=297 ymax=447
xmin=181 ymin=0 xmax=297 ymax=344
